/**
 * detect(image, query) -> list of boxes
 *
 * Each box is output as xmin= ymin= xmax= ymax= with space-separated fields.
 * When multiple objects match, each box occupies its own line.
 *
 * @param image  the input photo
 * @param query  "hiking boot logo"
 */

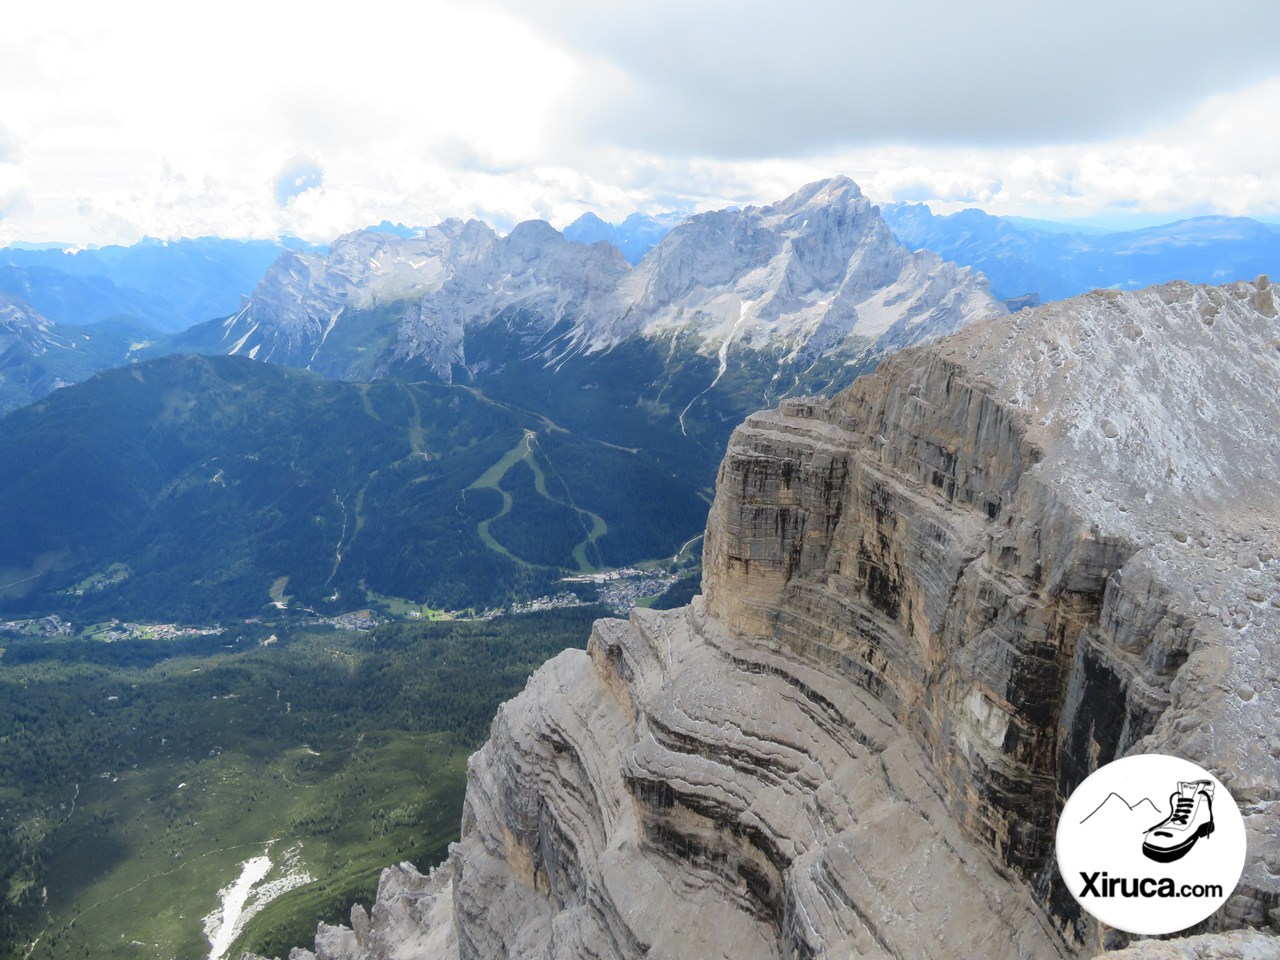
xmin=1142 ymin=780 xmax=1215 ymax=863
xmin=1056 ymin=754 xmax=1247 ymax=936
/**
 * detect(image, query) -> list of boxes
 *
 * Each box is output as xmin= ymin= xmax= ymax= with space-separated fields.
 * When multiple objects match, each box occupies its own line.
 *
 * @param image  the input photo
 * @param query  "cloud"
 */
xmin=0 ymin=122 xmax=22 ymax=164
xmin=0 ymin=186 xmax=33 ymax=220
xmin=490 ymin=0 xmax=1280 ymax=158
xmin=273 ymin=153 xmax=324 ymax=207
xmin=3 ymin=3 xmax=1280 ymax=244
xmin=0 ymin=160 xmax=33 ymax=228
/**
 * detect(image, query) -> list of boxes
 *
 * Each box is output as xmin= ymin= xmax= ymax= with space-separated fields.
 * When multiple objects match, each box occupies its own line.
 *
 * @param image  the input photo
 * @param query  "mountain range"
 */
xmin=880 ymin=202 xmax=1280 ymax=302
xmin=0 ymin=178 xmax=1004 ymax=621
xmin=0 ymin=237 xmax=314 ymax=332
xmin=170 ymin=177 xmax=1000 ymax=406
xmin=4 ymin=188 xmax=1278 ymax=419
xmin=0 ymin=237 xmax=320 ymax=413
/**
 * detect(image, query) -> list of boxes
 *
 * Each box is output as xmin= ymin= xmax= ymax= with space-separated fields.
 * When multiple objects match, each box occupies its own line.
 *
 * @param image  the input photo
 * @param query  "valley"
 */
xmin=0 ymin=355 xmax=710 ymax=624
xmin=0 ymin=607 xmax=608 ymax=960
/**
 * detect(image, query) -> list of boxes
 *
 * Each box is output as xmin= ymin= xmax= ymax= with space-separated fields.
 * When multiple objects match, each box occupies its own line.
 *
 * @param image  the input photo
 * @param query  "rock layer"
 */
xmin=700 ymin=278 xmax=1280 ymax=949
xmin=284 ymin=279 xmax=1280 ymax=959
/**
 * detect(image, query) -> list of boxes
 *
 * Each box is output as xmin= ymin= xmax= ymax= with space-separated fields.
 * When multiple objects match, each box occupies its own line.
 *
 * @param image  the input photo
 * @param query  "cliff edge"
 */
xmin=280 ymin=278 xmax=1280 ymax=959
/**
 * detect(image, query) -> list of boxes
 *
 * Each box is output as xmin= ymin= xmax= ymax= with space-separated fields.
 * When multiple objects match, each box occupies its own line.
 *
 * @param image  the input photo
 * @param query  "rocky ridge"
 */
xmin=0 ymin=289 xmax=145 ymax=413
xmin=204 ymin=178 xmax=1004 ymax=386
xmin=0 ymin=290 xmax=59 ymax=355
xmin=274 ymin=279 xmax=1279 ymax=959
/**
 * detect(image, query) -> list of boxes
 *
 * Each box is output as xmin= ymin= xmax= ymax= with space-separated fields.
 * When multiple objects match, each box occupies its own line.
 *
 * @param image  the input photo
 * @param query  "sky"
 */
xmin=2 ymin=0 xmax=1279 ymax=245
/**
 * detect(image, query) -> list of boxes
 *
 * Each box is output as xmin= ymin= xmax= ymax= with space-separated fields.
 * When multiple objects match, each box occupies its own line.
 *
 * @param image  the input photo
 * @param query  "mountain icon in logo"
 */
xmin=1076 ymin=783 xmax=1218 ymax=864
xmin=1079 ymin=792 xmax=1161 ymax=826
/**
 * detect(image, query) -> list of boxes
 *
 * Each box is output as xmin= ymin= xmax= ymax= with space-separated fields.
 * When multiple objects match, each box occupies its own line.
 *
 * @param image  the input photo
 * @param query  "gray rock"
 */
xmin=286 ymin=278 xmax=1279 ymax=958
xmin=1090 ymin=929 xmax=1280 ymax=959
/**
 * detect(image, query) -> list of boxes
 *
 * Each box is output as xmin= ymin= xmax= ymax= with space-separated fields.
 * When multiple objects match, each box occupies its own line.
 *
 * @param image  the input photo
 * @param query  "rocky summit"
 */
xmin=194 ymin=177 xmax=1003 ymax=390
xmin=274 ymin=278 xmax=1279 ymax=959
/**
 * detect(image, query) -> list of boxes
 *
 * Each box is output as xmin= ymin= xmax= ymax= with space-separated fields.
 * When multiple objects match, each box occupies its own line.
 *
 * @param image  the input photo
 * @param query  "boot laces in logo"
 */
xmin=1056 ymin=754 xmax=1246 ymax=935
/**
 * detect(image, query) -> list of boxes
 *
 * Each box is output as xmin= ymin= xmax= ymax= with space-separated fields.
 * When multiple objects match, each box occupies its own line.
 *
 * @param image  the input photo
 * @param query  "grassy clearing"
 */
xmin=364 ymin=590 xmax=456 ymax=621
xmin=2 ymin=610 xmax=602 ymax=960
xmin=466 ymin=431 xmax=533 ymax=565
xmin=25 ymin=730 xmax=467 ymax=960
xmin=466 ymin=431 xmax=610 ymax=574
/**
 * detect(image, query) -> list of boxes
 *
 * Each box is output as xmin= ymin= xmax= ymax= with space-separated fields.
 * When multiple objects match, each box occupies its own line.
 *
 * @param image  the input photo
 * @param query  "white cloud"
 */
xmin=0 ymin=186 xmax=33 ymax=222
xmin=851 ymin=77 xmax=1280 ymax=223
xmin=0 ymin=123 xmax=23 ymax=165
xmin=494 ymin=0 xmax=1280 ymax=154
xmin=1 ymin=1 xmax=1279 ymax=244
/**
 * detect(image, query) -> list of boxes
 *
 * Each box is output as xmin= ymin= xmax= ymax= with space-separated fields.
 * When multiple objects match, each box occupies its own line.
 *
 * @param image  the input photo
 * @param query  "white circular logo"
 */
xmin=1056 ymin=754 xmax=1246 ymax=935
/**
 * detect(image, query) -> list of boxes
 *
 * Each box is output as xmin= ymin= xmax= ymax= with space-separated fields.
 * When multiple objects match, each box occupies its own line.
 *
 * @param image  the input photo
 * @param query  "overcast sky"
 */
xmin=2 ymin=0 xmax=1278 ymax=245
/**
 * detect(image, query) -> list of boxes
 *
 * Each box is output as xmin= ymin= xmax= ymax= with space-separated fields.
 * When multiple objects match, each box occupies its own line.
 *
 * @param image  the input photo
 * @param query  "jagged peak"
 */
xmin=567 ymin=211 xmax=610 ymax=230
xmin=771 ymin=175 xmax=865 ymax=212
xmin=504 ymin=218 xmax=564 ymax=248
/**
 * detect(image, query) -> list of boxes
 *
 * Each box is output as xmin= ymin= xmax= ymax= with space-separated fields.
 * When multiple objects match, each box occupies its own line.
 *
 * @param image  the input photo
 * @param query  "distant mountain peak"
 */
xmin=600 ymin=176 xmax=1001 ymax=357
xmin=366 ymin=220 xmax=423 ymax=239
xmin=180 ymin=178 xmax=1003 ymax=396
xmin=777 ymin=175 xmax=864 ymax=211
xmin=563 ymin=210 xmax=688 ymax=265
xmin=567 ymin=211 xmax=609 ymax=230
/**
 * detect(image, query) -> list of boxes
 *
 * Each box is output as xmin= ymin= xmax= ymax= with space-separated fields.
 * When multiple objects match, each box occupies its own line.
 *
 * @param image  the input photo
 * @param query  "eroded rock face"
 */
xmin=284 ymin=280 xmax=1279 ymax=959
xmin=273 ymin=863 xmax=457 ymax=960
xmin=700 ymin=278 xmax=1280 ymax=949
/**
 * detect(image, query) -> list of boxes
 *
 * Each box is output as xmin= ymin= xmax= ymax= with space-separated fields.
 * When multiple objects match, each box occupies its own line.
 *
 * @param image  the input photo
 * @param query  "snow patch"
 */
xmin=202 ymin=843 xmax=314 ymax=960
xmin=226 ymin=322 xmax=259 ymax=356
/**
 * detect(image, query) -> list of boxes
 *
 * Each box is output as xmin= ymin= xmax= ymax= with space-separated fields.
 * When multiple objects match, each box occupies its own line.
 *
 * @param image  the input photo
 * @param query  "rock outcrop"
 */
xmin=283 ymin=279 xmax=1280 ymax=959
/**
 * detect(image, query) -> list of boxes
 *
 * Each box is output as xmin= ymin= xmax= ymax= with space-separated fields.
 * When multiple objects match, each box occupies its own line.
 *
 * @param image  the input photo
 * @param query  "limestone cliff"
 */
xmin=279 ymin=279 xmax=1280 ymax=959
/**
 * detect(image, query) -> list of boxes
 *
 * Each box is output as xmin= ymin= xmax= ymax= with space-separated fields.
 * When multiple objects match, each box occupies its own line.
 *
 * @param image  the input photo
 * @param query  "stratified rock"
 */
xmin=700 ymin=278 xmax=1280 ymax=951
xmin=290 ymin=278 xmax=1279 ymax=958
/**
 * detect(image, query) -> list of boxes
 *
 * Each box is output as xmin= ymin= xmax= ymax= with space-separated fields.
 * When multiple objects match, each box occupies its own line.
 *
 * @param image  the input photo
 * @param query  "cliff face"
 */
xmin=700 ymin=278 xmax=1280 ymax=947
xmin=284 ymin=279 xmax=1280 ymax=960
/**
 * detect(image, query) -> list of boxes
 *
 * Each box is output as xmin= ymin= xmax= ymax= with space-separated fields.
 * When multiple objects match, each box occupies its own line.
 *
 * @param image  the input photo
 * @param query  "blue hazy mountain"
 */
xmin=0 ymin=264 xmax=179 ymax=332
xmin=366 ymin=220 xmax=424 ymax=238
xmin=880 ymin=203 xmax=1280 ymax=302
xmin=0 ymin=236 xmax=317 ymax=332
xmin=0 ymin=290 xmax=150 ymax=414
xmin=563 ymin=210 xmax=688 ymax=264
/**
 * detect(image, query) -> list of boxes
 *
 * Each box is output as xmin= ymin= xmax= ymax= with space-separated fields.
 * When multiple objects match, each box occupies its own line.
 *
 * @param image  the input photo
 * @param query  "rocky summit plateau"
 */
xmin=268 ymin=276 xmax=1280 ymax=960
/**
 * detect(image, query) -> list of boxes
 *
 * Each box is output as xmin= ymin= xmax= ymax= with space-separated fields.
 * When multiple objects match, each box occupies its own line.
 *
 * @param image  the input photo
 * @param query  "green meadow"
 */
xmin=0 ymin=607 xmax=605 ymax=960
